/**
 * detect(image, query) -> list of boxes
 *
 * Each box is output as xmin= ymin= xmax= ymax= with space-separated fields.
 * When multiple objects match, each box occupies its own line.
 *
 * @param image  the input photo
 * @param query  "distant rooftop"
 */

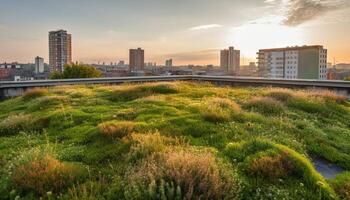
xmin=259 ymin=45 xmax=324 ymax=52
xmin=49 ymin=29 xmax=68 ymax=34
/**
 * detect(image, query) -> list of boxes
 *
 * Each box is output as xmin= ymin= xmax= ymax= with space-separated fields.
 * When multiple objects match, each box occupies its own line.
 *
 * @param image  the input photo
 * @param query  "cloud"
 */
xmin=248 ymin=15 xmax=284 ymax=25
xmin=283 ymin=0 xmax=350 ymax=26
xmin=264 ymin=0 xmax=278 ymax=4
xmin=189 ymin=24 xmax=222 ymax=31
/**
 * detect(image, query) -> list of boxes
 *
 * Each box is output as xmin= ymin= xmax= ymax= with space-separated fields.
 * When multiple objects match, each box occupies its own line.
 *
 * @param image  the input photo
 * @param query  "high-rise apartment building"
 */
xmin=129 ymin=48 xmax=144 ymax=71
xmin=49 ymin=29 xmax=72 ymax=72
xmin=165 ymin=59 xmax=173 ymax=68
xmin=220 ymin=47 xmax=240 ymax=74
xmin=34 ymin=56 xmax=44 ymax=74
xmin=257 ymin=45 xmax=327 ymax=80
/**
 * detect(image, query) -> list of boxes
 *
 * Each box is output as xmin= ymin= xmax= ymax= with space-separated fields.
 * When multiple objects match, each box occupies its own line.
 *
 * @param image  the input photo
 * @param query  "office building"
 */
xmin=129 ymin=48 xmax=144 ymax=71
xmin=34 ymin=56 xmax=44 ymax=74
xmin=220 ymin=47 xmax=240 ymax=74
xmin=257 ymin=45 xmax=327 ymax=80
xmin=165 ymin=59 xmax=173 ymax=68
xmin=49 ymin=29 xmax=72 ymax=72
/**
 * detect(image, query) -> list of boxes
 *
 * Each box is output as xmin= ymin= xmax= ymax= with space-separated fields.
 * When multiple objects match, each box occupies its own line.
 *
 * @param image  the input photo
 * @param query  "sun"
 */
xmin=228 ymin=16 xmax=306 ymax=59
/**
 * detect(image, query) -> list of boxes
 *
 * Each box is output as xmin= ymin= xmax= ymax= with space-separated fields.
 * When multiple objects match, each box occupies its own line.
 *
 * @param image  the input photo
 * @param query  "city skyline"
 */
xmin=0 ymin=0 xmax=350 ymax=65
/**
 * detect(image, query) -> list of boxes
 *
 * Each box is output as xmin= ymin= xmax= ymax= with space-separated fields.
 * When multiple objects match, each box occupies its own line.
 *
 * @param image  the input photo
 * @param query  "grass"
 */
xmin=22 ymin=88 xmax=48 ymax=100
xmin=8 ymin=146 xmax=87 ymax=197
xmin=0 ymin=114 xmax=46 ymax=136
xmin=98 ymin=121 xmax=137 ymax=140
xmin=0 ymin=81 xmax=349 ymax=199
xmin=246 ymin=151 xmax=294 ymax=181
xmin=201 ymin=97 xmax=241 ymax=123
xmin=108 ymin=83 xmax=178 ymax=101
xmin=123 ymin=149 xmax=241 ymax=200
xmin=330 ymin=172 xmax=350 ymax=200
xmin=225 ymin=139 xmax=336 ymax=199
xmin=244 ymin=97 xmax=285 ymax=116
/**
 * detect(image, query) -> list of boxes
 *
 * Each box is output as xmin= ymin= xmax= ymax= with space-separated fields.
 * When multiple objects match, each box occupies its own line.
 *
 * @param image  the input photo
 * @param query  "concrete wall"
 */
xmin=0 ymin=87 xmax=25 ymax=99
xmin=298 ymin=49 xmax=319 ymax=79
xmin=1 ymin=76 xmax=349 ymax=99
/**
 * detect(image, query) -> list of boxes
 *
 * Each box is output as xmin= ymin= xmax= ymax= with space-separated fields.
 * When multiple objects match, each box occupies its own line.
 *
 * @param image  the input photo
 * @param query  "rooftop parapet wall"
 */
xmin=1 ymin=75 xmax=349 ymax=99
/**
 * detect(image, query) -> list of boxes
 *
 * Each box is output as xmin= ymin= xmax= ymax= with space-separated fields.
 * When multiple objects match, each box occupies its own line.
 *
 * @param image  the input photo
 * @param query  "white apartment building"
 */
xmin=35 ymin=56 xmax=44 ymax=74
xmin=258 ymin=45 xmax=327 ymax=80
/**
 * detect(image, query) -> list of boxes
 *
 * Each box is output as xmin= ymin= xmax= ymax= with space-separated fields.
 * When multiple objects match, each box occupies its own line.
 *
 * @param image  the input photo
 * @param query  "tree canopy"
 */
xmin=50 ymin=63 xmax=102 ymax=79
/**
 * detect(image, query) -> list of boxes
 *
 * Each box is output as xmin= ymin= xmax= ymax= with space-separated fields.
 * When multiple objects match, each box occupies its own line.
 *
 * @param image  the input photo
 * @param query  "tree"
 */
xmin=49 ymin=71 xmax=63 ymax=79
xmin=344 ymin=76 xmax=350 ymax=81
xmin=50 ymin=63 xmax=102 ymax=79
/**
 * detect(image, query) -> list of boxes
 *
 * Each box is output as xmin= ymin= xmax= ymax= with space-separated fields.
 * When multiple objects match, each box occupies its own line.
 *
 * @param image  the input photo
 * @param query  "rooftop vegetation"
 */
xmin=0 ymin=81 xmax=349 ymax=199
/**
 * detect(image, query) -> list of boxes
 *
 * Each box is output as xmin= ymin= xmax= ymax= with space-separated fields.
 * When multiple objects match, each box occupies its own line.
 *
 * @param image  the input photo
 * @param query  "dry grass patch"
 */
xmin=309 ymin=90 xmax=347 ymax=103
xmin=28 ymin=95 xmax=70 ymax=111
xmin=23 ymin=88 xmax=48 ymax=100
xmin=244 ymin=97 xmax=284 ymax=116
xmin=98 ymin=121 xmax=136 ymax=140
xmin=128 ymin=132 xmax=181 ymax=161
xmin=0 ymin=114 xmax=42 ymax=136
xmin=11 ymin=151 xmax=86 ymax=196
xmin=267 ymin=88 xmax=347 ymax=105
xmin=201 ymin=97 xmax=241 ymax=123
xmin=141 ymin=95 xmax=166 ymax=102
xmin=247 ymin=152 xmax=294 ymax=181
xmin=68 ymin=88 xmax=94 ymax=98
xmin=265 ymin=88 xmax=294 ymax=102
xmin=125 ymin=149 xmax=241 ymax=200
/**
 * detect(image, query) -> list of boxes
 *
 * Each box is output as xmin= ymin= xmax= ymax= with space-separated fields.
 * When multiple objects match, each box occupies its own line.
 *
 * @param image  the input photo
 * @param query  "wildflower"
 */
xmin=317 ymin=181 xmax=325 ymax=187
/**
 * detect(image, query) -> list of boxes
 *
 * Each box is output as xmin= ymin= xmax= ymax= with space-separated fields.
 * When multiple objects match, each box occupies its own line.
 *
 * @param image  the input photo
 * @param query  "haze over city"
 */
xmin=1 ymin=0 xmax=350 ymax=65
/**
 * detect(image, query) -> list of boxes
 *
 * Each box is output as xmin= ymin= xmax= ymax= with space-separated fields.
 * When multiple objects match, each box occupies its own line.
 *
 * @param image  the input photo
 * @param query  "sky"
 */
xmin=0 ymin=0 xmax=349 ymax=66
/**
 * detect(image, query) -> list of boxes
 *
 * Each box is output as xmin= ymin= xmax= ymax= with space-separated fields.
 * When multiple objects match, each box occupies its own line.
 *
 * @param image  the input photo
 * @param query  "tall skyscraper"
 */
xmin=49 ymin=29 xmax=72 ymax=72
xmin=34 ymin=56 xmax=44 ymax=74
xmin=220 ymin=47 xmax=240 ymax=74
xmin=257 ymin=45 xmax=327 ymax=80
xmin=129 ymin=48 xmax=144 ymax=71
